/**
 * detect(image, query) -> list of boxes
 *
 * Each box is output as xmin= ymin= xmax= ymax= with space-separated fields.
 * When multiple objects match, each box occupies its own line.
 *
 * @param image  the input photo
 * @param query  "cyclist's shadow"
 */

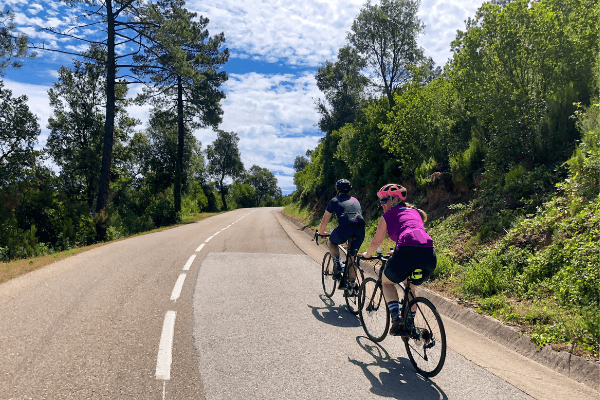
xmin=349 ymin=336 xmax=448 ymax=400
xmin=307 ymin=294 xmax=361 ymax=328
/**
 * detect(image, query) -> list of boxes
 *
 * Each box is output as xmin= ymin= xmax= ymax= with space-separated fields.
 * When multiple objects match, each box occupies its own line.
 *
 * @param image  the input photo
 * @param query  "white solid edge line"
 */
xmin=170 ymin=274 xmax=186 ymax=301
xmin=204 ymin=236 xmax=214 ymax=243
xmin=195 ymin=243 xmax=205 ymax=252
xmin=183 ymin=254 xmax=196 ymax=271
xmin=156 ymin=311 xmax=177 ymax=380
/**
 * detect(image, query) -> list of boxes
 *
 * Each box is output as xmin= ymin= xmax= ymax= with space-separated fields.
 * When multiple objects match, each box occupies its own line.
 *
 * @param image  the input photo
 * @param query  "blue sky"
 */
xmin=3 ymin=0 xmax=485 ymax=194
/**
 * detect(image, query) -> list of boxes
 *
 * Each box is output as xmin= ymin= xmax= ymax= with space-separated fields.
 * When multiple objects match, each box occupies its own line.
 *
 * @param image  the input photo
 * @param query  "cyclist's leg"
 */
xmin=329 ymin=228 xmax=345 ymax=281
xmin=327 ymin=237 xmax=340 ymax=259
xmin=347 ymin=226 xmax=365 ymax=280
xmin=407 ymin=247 xmax=437 ymax=313
xmin=381 ymin=274 xmax=399 ymax=302
xmin=329 ymin=227 xmax=349 ymax=261
xmin=382 ymin=246 xmax=415 ymax=334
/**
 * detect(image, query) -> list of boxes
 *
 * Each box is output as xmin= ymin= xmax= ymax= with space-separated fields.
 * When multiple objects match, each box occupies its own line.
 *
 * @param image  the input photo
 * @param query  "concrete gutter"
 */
xmin=279 ymin=210 xmax=600 ymax=392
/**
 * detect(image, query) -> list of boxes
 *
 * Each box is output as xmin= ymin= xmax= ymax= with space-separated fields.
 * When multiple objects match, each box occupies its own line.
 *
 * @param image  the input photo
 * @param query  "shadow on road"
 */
xmin=307 ymin=294 xmax=361 ymax=328
xmin=349 ymin=336 xmax=448 ymax=400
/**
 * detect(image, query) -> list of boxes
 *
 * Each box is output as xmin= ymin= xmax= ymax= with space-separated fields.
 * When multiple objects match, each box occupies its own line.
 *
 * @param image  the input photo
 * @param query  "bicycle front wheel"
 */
xmin=403 ymin=297 xmax=447 ymax=377
xmin=358 ymin=277 xmax=389 ymax=342
xmin=321 ymin=252 xmax=336 ymax=298
xmin=344 ymin=263 xmax=364 ymax=315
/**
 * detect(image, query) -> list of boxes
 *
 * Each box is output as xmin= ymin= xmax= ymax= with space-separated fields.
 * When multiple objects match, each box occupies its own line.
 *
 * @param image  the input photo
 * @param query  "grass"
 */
xmin=0 ymin=211 xmax=224 ymax=285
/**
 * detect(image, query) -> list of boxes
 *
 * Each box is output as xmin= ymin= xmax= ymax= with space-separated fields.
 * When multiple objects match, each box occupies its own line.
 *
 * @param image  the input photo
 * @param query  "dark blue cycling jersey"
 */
xmin=326 ymin=194 xmax=365 ymax=226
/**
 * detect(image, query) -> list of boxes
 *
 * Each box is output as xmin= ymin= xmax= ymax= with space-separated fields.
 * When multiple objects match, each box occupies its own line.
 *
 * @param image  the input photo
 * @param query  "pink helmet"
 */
xmin=377 ymin=183 xmax=407 ymax=200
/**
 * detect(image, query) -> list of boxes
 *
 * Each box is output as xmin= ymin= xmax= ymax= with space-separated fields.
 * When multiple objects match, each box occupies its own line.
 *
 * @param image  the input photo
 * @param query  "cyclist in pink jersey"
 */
xmin=361 ymin=183 xmax=437 ymax=336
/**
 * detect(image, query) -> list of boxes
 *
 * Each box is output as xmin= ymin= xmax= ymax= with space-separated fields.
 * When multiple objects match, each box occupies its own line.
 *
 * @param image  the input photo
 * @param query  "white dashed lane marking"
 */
xmin=156 ymin=311 xmax=177 ymax=380
xmin=183 ymin=255 xmax=196 ymax=271
xmin=170 ymin=274 xmax=186 ymax=301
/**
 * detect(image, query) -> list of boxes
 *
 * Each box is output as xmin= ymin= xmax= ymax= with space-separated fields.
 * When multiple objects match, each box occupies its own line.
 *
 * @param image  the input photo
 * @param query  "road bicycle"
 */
xmin=357 ymin=252 xmax=447 ymax=377
xmin=314 ymin=232 xmax=365 ymax=315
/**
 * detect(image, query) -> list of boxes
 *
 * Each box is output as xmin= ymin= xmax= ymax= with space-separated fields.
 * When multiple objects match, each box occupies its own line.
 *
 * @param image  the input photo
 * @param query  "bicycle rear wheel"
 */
xmin=344 ymin=263 xmax=364 ymax=315
xmin=358 ymin=277 xmax=389 ymax=342
xmin=321 ymin=252 xmax=336 ymax=298
xmin=403 ymin=297 xmax=447 ymax=377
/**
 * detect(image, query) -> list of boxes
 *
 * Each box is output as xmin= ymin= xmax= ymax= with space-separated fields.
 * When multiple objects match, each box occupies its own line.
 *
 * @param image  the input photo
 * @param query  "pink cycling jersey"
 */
xmin=383 ymin=206 xmax=433 ymax=247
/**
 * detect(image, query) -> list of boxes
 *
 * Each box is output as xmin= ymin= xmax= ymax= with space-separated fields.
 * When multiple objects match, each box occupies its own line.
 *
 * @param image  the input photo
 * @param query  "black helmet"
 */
xmin=335 ymin=179 xmax=352 ymax=192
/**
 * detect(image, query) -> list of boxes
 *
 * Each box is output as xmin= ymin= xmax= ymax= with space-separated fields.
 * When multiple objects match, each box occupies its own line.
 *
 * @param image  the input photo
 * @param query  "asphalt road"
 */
xmin=0 ymin=207 xmax=596 ymax=399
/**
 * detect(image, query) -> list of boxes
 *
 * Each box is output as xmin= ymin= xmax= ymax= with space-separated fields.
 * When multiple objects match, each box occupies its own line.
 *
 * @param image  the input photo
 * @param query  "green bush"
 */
xmin=431 ymin=252 xmax=456 ymax=279
xmin=450 ymin=137 xmax=484 ymax=182
xmin=415 ymin=157 xmax=438 ymax=188
xmin=477 ymin=295 xmax=509 ymax=314
xmin=461 ymin=256 xmax=509 ymax=297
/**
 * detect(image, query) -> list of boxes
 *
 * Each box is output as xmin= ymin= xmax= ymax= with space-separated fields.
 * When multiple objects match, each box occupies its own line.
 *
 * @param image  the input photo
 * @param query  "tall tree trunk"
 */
xmin=175 ymin=75 xmax=184 ymax=215
xmin=220 ymin=178 xmax=227 ymax=210
xmin=95 ymin=0 xmax=116 ymax=241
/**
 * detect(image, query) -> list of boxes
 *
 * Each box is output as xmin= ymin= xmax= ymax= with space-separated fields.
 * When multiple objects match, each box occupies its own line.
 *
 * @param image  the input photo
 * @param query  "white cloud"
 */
xmin=193 ymin=71 xmax=323 ymax=192
xmin=1 ymin=0 xmax=29 ymax=6
xmin=27 ymin=4 xmax=43 ymax=15
xmin=187 ymin=0 xmax=365 ymax=67
xmin=2 ymin=79 xmax=52 ymax=150
xmin=418 ymin=0 xmax=483 ymax=66
xmin=188 ymin=0 xmax=483 ymax=68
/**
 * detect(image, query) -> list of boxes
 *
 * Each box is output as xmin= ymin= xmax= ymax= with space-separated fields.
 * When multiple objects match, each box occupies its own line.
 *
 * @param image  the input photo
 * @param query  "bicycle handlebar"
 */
xmin=314 ymin=232 xmax=330 ymax=245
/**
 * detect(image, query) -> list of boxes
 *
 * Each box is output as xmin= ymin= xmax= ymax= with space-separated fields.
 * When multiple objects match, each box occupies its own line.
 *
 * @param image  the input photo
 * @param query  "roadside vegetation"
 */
xmin=286 ymin=0 xmax=599 ymax=360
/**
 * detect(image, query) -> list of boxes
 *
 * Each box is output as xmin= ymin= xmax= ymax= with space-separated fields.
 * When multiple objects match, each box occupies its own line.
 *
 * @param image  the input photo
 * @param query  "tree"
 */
xmin=347 ymin=0 xmax=426 ymax=107
xmin=206 ymin=130 xmax=244 ymax=210
xmin=35 ymin=0 xmax=183 ymax=239
xmin=0 ymin=7 xmax=35 ymax=74
xmin=315 ymin=45 xmax=368 ymax=134
xmin=245 ymin=165 xmax=278 ymax=207
xmin=293 ymin=155 xmax=309 ymax=172
xmin=0 ymin=82 xmax=40 ymax=187
xmin=449 ymin=0 xmax=599 ymax=170
xmin=228 ymin=183 xmax=255 ymax=208
xmin=46 ymin=49 xmax=134 ymax=211
xmin=134 ymin=0 xmax=228 ymax=214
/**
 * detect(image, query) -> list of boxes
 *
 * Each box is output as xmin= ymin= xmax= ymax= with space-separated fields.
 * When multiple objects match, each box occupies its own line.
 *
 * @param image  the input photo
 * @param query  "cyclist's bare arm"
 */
xmin=318 ymin=211 xmax=333 ymax=235
xmin=363 ymin=217 xmax=388 ymax=258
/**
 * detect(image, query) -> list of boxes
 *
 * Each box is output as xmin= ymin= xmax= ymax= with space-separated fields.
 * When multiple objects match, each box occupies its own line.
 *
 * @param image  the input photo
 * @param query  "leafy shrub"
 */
xmin=461 ymin=256 xmax=509 ymax=297
xmin=415 ymin=157 xmax=438 ymax=188
xmin=550 ymin=238 xmax=599 ymax=307
xmin=106 ymin=226 xmax=124 ymax=241
xmin=147 ymin=189 xmax=177 ymax=226
xmin=431 ymin=252 xmax=456 ymax=279
xmin=477 ymin=295 xmax=509 ymax=314
xmin=450 ymin=137 xmax=484 ymax=182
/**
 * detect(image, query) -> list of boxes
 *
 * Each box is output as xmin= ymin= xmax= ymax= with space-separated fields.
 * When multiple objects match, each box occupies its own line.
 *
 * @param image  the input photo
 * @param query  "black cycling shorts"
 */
xmin=384 ymin=246 xmax=437 ymax=285
xmin=329 ymin=225 xmax=365 ymax=255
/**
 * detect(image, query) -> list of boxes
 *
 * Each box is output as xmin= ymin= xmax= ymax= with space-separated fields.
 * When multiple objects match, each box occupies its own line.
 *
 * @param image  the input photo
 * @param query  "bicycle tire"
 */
xmin=344 ymin=262 xmax=364 ymax=315
xmin=403 ymin=297 xmax=447 ymax=377
xmin=321 ymin=252 xmax=336 ymax=298
xmin=358 ymin=277 xmax=389 ymax=342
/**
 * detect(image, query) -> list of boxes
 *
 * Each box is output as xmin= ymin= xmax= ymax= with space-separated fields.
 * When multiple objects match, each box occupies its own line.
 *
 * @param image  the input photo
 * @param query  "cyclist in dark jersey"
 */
xmin=318 ymin=179 xmax=366 ymax=290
